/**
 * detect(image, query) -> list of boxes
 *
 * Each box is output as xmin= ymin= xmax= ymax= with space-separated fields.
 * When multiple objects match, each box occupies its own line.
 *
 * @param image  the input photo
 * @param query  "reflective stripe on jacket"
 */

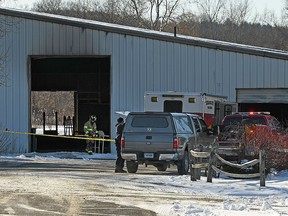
xmin=84 ymin=121 xmax=97 ymax=136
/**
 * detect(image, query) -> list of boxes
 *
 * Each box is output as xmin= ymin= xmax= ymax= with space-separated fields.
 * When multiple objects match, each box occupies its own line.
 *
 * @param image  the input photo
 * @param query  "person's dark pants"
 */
xmin=86 ymin=140 xmax=93 ymax=151
xmin=115 ymin=141 xmax=125 ymax=170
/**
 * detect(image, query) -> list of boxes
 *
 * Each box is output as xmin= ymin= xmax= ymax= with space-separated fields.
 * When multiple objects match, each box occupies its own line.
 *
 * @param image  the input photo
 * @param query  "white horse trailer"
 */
xmin=144 ymin=91 xmax=237 ymax=127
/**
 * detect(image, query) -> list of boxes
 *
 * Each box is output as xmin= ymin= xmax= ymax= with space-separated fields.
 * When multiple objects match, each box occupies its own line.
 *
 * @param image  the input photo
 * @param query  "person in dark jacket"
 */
xmin=115 ymin=117 xmax=126 ymax=173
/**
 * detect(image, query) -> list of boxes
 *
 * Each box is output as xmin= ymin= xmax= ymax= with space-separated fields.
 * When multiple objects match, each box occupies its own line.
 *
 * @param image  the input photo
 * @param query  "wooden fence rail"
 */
xmin=190 ymin=148 xmax=266 ymax=186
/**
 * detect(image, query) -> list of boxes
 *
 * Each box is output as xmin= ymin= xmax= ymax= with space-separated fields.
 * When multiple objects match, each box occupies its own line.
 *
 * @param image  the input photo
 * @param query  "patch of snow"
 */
xmin=1 ymin=152 xmax=288 ymax=216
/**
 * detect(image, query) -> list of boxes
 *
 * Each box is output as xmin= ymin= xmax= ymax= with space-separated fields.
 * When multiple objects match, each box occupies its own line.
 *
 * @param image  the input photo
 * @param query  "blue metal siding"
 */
xmin=208 ymin=49 xmax=216 ymax=94
xmin=215 ymin=50 xmax=223 ymax=94
xmin=194 ymin=46 xmax=202 ymax=91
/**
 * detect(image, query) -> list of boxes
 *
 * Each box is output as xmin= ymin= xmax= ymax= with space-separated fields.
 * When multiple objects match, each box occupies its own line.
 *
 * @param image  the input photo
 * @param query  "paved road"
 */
xmin=0 ymin=157 xmax=159 ymax=216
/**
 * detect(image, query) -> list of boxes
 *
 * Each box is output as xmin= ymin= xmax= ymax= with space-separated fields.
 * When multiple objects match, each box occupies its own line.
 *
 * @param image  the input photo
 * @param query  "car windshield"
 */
xmin=223 ymin=116 xmax=266 ymax=126
xmin=131 ymin=116 xmax=169 ymax=128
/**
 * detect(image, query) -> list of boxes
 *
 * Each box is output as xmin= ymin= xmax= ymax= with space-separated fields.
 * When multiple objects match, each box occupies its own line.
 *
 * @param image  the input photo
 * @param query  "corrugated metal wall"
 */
xmin=0 ymin=16 xmax=30 ymax=153
xmin=1 ymin=13 xmax=288 ymax=153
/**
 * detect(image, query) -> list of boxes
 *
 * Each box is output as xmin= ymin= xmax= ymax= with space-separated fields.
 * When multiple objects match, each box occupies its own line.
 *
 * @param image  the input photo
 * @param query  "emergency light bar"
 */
xmin=232 ymin=112 xmax=270 ymax=115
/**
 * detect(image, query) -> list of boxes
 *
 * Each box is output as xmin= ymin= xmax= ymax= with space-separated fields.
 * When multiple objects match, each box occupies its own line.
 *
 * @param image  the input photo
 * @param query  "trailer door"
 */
xmin=164 ymin=100 xmax=183 ymax=113
xmin=215 ymin=102 xmax=238 ymax=125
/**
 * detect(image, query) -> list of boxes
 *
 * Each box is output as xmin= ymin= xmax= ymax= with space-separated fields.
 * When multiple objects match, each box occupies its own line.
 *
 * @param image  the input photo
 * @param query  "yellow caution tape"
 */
xmin=0 ymin=130 xmax=115 ymax=142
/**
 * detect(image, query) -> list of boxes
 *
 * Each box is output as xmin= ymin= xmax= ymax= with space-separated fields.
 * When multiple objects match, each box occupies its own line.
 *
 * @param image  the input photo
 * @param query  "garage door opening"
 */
xmin=239 ymin=103 xmax=288 ymax=127
xmin=237 ymin=88 xmax=288 ymax=128
xmin=31 ymin=56 xmax=111 ymax=152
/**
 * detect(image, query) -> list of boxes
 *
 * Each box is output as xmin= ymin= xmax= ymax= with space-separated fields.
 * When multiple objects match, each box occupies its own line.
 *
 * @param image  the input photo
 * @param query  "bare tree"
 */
xmin=218 ymin=0 xmax=252 ymax=43
xmin=94 ymin=0 xmax=182 ymax=30
xmin=97 ymin=0 xmax=125 ymax=24
xmin=283 ymin=0 xmax=288 ymax=25
xmin=0 ymin=0 xmax=18 ymax=6
xmin=224 ymin=0 xmax=251 ymax=25
xmin=193 ymin=0 xmax=225 ymax=23
xmin=118 ymin=0 xmax=182 ymax=30
xmin=145 ymin=0 xmax=181 ymax=30
xmin=31 ymin=91 xmax=74 ymax=126
xmin=32 ymin=0 xmax=64 ymax=14
xmin=66 ymin=0 xmax=99 ymax=19
xmin=176 ymin=11 xmax=200 ymax=36
xmin=190 ymin=0 xmax=225 ymax=39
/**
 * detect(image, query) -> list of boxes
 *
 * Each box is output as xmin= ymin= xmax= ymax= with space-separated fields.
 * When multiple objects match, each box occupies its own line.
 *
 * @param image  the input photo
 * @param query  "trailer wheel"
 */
xmin=126 ymin=161 xmax=138 ymax=173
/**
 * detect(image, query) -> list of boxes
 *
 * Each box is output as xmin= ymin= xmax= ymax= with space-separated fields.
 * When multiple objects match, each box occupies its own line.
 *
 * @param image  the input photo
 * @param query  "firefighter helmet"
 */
xmin=89 ymin=115 xmax=97 ymax=122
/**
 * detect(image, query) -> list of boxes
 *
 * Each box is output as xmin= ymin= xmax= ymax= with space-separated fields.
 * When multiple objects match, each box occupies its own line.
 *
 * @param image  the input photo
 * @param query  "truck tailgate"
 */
xmin=123 ymin=132 xmax=174 ymax=152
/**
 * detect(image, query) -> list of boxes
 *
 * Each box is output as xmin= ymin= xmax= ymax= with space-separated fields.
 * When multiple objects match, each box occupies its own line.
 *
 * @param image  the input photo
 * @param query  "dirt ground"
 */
xmin=0 ymin=157 xmax=157 ymax=216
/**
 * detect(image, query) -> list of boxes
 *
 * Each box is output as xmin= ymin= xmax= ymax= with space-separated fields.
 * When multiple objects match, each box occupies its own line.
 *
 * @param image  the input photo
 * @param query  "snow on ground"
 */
xmin=1 ymin=151 xmax=288 ymax=215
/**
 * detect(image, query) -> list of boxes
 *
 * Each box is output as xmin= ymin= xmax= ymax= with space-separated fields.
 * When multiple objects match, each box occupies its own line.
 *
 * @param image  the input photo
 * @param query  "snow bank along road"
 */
xmin=0 ymin=154 xmax=287 ymax=216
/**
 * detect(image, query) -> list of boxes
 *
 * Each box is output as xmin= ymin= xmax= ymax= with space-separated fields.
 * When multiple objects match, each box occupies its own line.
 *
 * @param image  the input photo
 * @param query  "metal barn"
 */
xmin=0 ymin=7 xmax=288 ymax=153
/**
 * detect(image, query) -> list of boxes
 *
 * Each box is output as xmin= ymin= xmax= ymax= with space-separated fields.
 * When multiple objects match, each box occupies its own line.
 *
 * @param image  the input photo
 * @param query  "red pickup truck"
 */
xmin=217 ymin=112 xmax=288 ymax=163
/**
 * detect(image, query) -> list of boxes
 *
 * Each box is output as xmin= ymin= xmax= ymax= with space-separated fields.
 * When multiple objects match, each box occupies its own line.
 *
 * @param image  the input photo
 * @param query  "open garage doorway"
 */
xmin=30 ymin=56 xmax=111 ymax=152
xmin=237 ymin=88 xmax=288 ymax=128
xmin=239 ymin=103 xmax=288 ymax=127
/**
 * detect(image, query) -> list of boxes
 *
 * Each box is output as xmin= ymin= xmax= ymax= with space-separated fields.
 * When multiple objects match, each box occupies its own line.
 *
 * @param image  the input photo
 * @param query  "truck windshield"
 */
xmin=131 ymin=116 xmax=169 ymax=128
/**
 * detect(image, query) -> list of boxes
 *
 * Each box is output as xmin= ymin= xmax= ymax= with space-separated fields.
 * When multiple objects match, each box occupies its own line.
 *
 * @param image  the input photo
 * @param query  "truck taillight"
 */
xmin=173 ymin=138 xmax=179 ymax=149
xmin=120 ymin=137 xmax=125 ymax=148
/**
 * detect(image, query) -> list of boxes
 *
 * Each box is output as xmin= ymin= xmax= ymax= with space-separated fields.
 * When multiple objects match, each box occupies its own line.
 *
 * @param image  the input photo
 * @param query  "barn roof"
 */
xmin=1 ymin=7 xmax=288 ymax=60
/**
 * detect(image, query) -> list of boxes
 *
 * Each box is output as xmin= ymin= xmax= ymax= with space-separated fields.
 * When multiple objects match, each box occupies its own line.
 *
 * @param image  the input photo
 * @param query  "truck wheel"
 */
xmin=126 ymin=161 xmax=138 ymax=173
xmin=177 ymin=151 xmax=189 ymax=175
xmin=155 ymin=163 xmax=168 ymax=171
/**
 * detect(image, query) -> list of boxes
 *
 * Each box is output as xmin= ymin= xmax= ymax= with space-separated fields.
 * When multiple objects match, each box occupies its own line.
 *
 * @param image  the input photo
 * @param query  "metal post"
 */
xmin=55 ymin=111 xmax=58 ymax=134
xmin=190 ymin=156 xmax=197 ymax=181
xmin=207 ymin=140 xmax=217 ymax=183
xmin=259 ymin=149 xmax=266 ymax=187
xmin=207 ymin=152 xmax=214 ymax=183
xmin=63 ymin=116 xmax=67 ymax=135
xmin=43 ymin=112 xmax=46 ymax=133
xmin=197 ymin=146 xmax=204 ymax=180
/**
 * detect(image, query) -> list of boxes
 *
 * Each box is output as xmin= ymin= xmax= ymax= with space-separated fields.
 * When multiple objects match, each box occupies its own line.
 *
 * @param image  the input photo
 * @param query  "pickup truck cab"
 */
xmin=217 ymin=112 xmax=283 ymax=161
xmin=121 ymin=112 xmax=196 ymax=175
xmin=187 ymin=114 xmax=215 ymax=151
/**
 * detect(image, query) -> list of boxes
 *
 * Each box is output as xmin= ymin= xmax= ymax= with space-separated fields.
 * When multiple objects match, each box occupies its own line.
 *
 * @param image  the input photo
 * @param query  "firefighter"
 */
xmin=83 ymin=115 xmax=98 ymax=154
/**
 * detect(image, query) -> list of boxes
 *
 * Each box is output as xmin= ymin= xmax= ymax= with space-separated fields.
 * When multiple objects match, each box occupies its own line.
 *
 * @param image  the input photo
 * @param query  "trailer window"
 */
xmin=131 ymin=117 xmax=169 ymax=128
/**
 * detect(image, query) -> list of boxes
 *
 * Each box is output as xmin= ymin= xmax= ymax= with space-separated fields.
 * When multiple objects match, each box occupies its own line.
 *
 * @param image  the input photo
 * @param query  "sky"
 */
xmin=1 ymin=151 xmax=288 ymax=215
xmin=253 ymin=0 xmax=285 ymax=15
xmin=1 ymin=0 xmax=286 ymax=20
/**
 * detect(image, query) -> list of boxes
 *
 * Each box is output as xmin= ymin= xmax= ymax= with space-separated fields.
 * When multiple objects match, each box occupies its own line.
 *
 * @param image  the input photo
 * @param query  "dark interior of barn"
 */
xmin=239 ymin=103 xmax=288 ymax=127
xmin=30 ymin=56 xmax=111 ymax=152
